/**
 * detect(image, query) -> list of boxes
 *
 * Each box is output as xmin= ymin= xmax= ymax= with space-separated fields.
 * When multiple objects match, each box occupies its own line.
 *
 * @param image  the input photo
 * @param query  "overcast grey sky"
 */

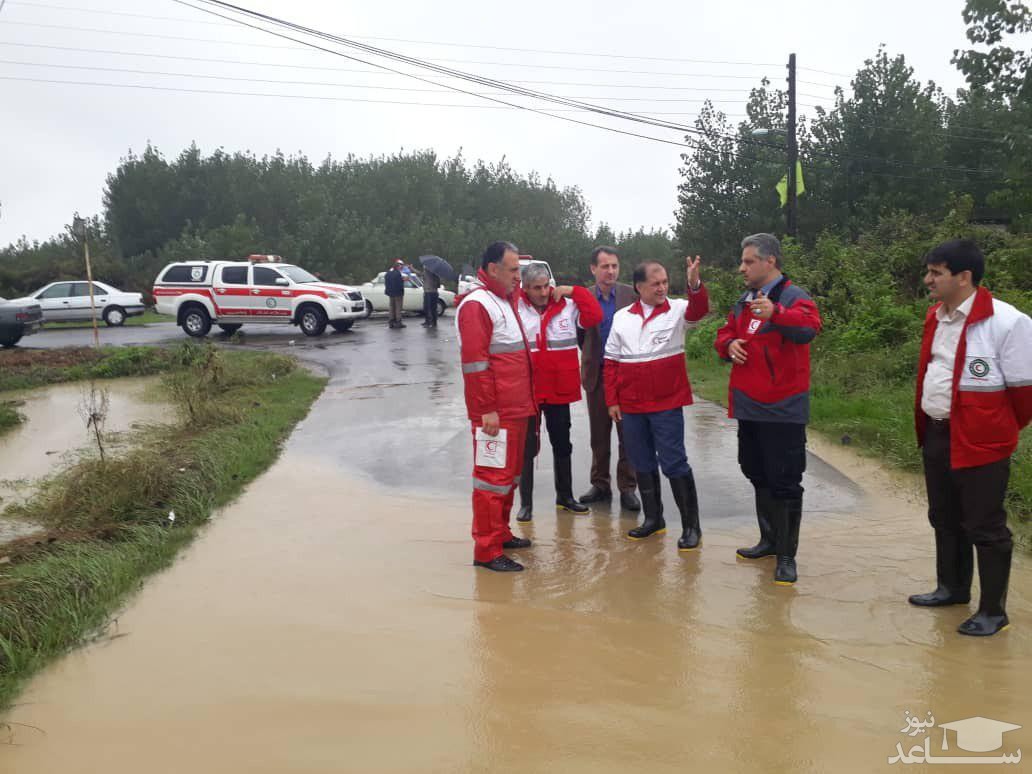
xmin=0 ymin=0 xmax=980 ymax=247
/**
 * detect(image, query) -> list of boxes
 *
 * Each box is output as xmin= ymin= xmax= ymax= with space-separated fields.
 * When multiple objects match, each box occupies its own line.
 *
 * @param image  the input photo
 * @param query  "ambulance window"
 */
xmin=162 ymin=265 xmax=207 ymax=283
xmin=253 ymin=266 xmax=284 ymax=286
xmin=221 ymin=266 xmax=248 ymax=285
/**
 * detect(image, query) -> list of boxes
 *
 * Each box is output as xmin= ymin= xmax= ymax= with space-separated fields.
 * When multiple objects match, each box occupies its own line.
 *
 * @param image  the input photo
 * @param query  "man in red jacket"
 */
xmin=456 ymin=241 xmax=537 ymax=572
xmin=605 ymin=257 xmax=709 ymax=549
xmin=714 ymin=233 xmax=822 ymax=586
xmin=910 ymin=239 xmax=1032 ymax=636
xmin=515 ymin=262 xmax=603 ymax=521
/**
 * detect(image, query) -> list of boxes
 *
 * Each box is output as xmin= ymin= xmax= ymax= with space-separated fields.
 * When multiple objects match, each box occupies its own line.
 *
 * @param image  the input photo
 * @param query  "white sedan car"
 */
xmin=25 ymin=280 xmax=146 ymax=326
xmin=360 ymin=273 xmax=455 ymax=317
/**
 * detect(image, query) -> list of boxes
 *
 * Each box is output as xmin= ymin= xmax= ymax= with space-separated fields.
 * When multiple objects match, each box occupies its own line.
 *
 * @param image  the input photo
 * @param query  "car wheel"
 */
xmin=363 ymin=300 xmax=374 ymax=318
xmin=103 ymin=305 xmax=126 ymax=327
xmin=330 ymin=320 xmax=353 ymax=333
xmin=218 ymin=324 xmax=242 ymax=335
xmin=298 ymin=305 xmax=328 ymax=336
xmin=180 ymin=305 xmax=211 ymax=338
xmin=0 ymin=331 xmax=22 ymax=348
xmin=436 ymin=298 xmax=448 ymax=318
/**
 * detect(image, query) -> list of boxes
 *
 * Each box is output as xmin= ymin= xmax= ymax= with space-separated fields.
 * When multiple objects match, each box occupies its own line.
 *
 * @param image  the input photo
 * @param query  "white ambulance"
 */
xmin=153 ymin=257 xmax=366 ymax=338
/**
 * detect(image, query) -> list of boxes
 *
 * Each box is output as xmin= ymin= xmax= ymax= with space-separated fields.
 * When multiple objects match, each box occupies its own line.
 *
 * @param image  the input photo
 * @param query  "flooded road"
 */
xmin=3 ymin=322 xmax=1030 ymax=772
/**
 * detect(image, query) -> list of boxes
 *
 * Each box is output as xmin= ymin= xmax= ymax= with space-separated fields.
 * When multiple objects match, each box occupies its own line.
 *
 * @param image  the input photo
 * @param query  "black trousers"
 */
xmin=423 ymin=291 xmax=439 ymax=325
xmin=737 ymin=420 xmax=806 ymax=500
xmin=923 ymin=418 xmax=1012 ymax=550
xmin=523 ymin=403 xmax=573 ymax=467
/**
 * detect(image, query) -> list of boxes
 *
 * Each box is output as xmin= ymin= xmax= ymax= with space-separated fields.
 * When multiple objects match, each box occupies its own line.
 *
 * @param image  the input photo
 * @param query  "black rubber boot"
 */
xmin=516 ymin=466 xmax=534 ymax=522
xmin=554 ymin=455 xmax=589 ymax=514
xmin=773 ymin=498 xmax=801 ymax=585
xmin=958 ymin=544 xmax=1011 ymax=636
xmin=671 ymin=472 xmax=702 ymax=551
xmin=736 ymin=487 xmax=776 ymax=559
xmin=628 ymin=471 xmax=665 ymax=540
xmin=908 ymin=530 xmax=973 ymax=606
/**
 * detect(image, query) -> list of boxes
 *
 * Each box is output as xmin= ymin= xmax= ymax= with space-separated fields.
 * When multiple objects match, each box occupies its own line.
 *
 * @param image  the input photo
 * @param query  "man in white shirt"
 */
xmin=910 ymin=239 xmax=1032 ymax=637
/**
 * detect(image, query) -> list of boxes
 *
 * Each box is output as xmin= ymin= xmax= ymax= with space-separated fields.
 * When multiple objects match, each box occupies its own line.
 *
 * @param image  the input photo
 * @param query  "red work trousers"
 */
xmin=470 ymin=417 xmax=531 ymax=563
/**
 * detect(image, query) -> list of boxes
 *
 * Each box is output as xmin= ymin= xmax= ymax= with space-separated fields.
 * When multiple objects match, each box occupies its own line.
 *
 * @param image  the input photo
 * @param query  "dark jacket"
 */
xmin=579 ymin=282 xmax=637 ymax=392
xmin=385 ymin=268 xmax=405 ymax=297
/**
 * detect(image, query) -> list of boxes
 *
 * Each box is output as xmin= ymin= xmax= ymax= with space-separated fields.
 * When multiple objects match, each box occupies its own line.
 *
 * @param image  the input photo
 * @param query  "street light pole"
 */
xmin=73 ymin=214 xmax=100 ymax=347
xmin=786 ymin=52 xmax=798 ymax=238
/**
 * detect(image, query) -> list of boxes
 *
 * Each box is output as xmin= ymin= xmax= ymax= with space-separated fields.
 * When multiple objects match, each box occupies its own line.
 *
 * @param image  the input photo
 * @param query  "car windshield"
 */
xmin=278 ymin=265 xmax=321 ymax=284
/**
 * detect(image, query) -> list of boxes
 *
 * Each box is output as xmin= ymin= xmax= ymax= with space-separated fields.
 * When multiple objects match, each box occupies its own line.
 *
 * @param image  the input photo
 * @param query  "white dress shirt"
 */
xmin=921 ymin=292 xmax=976 ymax=419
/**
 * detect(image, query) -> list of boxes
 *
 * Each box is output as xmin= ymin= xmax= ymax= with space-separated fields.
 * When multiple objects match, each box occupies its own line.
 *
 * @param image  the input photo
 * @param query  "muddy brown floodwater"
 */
xmin=2 ymin=321 xmax=1029 ymax=772
xmin=3 ymin=431 xmax=1029 ymax=772
xmin=0 ymin=377 xmax=171 ymax=543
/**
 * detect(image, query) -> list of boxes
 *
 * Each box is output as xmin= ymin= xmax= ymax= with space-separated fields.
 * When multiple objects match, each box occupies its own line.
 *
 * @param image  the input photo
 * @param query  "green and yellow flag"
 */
xmin=776 ymin=161 xmax=806 ymax=207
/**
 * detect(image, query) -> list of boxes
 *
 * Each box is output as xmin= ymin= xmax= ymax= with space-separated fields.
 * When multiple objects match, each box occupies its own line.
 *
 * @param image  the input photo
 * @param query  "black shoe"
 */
xmin=908 ymin=529 xmax=973 ymax=608
xmin=516 ymin=504 xmax=533 ymax=522
xmin=670 ymin=472 xmax=702 ymax=551
xmin=556 ymin=495 xmax=589 ymax=514
xmin=421 ymin=322 xmax=430 ymax=327
xmin=579 ymin=485 xmax=612 ymax=503
xmin=553 ymin=455 xmax=589 ymax=513
xmin=517 ymin=466 xmax=534 ymax=522
xmin=772 ymin=497 xmax=802 ymax=585
xmin=502 ymin=537 xmax=532 ymax=549
xmin=774 ymin=556 xmax=797 ymax=585
xmin=958 ymin=612 xmax=1009 ymax=636
xmin=620 ymin=490 xmax=642 ymax=512
xmin=627 ymin=471 xmax=665 ymax=540
xmin=736 ymin=487 xmax=776 ymax=559
xmin=908 ymin=587 xmax=971 ymax=607
xmin=474 ymin=555 xmax=524 ymax=572
xmin=397 ymin=321 xmax=407 ymax=328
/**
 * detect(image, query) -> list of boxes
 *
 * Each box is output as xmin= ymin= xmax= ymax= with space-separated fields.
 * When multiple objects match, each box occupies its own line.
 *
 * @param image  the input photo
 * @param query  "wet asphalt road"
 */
xmin=19 ymin=314 xmax=861 ymax=523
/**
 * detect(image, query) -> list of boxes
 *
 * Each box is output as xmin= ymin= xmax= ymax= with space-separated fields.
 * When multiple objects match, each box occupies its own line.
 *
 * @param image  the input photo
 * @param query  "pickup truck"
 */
xmin=153 ymin=260 xmax=366 ymax=338
xmin=0 ymin=296 xmax=43 ymax=347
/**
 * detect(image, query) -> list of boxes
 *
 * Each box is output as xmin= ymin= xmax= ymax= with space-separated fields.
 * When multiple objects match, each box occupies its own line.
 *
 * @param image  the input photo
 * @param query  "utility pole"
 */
xmin=786 ymin=52 xmax=798 ymax=238
xmin=73 ymin=214 xmax=100 ymax=347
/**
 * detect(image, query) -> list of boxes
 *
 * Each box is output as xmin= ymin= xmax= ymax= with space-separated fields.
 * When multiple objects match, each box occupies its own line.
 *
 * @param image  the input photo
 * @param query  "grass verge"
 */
xmin=685 ymin=322 xmax=1032 ymax=544
xmin=0 ymin=343 xmax=325 ymax=711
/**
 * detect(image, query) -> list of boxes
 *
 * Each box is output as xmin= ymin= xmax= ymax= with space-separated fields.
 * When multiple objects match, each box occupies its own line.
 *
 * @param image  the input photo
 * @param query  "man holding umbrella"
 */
xmin=420 ymin=254 xmax=455 ymax=329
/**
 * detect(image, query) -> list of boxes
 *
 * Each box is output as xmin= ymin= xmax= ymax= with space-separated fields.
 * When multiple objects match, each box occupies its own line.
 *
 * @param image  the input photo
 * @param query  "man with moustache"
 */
xmin=456 ymin=241 xmax=536 ymax=572
xmin=605 ymin=257 xmax=709 ymax=549
xmin=715 ymin=233 xmax=821 ymax=586
xmin=909 ymin=239 xmax=1032 ymax=636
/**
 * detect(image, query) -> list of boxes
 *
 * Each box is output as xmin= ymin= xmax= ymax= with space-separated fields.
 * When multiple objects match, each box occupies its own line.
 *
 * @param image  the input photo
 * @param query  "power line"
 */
xmin=5 ymin=0 xmax=785 ymax=67
xmin=173 ymin=0 xmax=1008 ymax=177
xmin=0 ymin=41 xmax=777 ymax=91
xmin=0 ymin=62 xmax=759 ymax=104
xmin=0 ymin=21 xmax=777 ymax=78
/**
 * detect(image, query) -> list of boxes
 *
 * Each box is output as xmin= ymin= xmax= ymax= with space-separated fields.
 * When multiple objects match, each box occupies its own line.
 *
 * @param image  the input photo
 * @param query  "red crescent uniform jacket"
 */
xmin=516 ymin=286 xmax=603 ymax=405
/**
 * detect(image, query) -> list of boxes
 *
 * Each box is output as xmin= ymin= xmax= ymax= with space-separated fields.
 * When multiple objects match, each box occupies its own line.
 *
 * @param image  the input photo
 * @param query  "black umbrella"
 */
xmin=418 ymin=254 xmax=457 ymax=282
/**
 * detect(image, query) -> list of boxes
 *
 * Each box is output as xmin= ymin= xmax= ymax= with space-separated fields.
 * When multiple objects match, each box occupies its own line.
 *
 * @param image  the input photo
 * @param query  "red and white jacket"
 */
xmin=604 ymin=286 xmax=710 ymax=414
xmin=456 ymin=270 xmax=536 ymax=423
xmin=916 ymin=286 xmax=1032 ymax=469
xmin=517 ymin=286 xmax=603 ymax=405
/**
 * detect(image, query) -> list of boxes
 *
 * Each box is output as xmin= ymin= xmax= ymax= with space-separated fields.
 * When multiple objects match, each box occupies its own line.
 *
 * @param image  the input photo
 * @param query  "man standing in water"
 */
xmin=910 ymin=239 xmax=1032 ymax=636
xmin=604 ymin=257 xmax=709 ymax=550
xmin=456 ymin=241 xmax=536 ymax=572
xmin=715 ymin=233 xmax=821 ymax=586
xmin=514 ymin=262 xmax=603 ymax=521
xmin=579 ymin=247 xmax=641 ymax=513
